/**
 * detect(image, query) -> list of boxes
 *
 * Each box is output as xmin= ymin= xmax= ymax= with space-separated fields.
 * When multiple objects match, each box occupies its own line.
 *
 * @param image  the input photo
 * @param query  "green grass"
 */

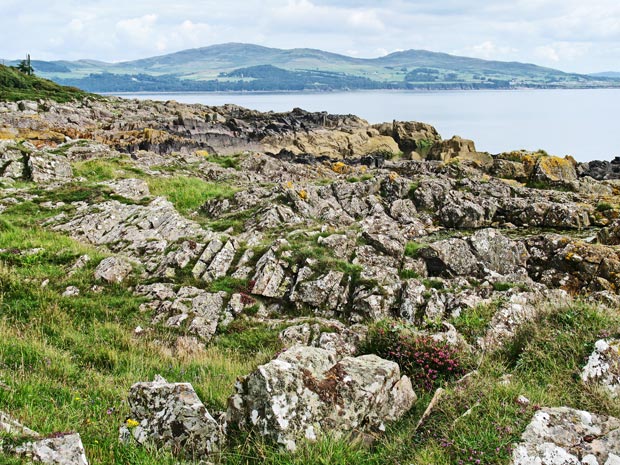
xmin=0 ymin=64 xmax=92 ymax=102
xmin=404 ymin=241 xmax=425 ymax=258
xmin=72 ymin=157 xmax=145 ymax=183
xmin=147 ymin=176 xmax=238 ymax=215
xmin=451 ymin=302 xmax=502 ymax=345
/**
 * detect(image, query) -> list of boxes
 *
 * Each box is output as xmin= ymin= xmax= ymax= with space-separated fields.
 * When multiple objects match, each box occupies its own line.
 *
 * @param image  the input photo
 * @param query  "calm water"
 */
xmin=112 ymin=89 xmax=620 ymax=162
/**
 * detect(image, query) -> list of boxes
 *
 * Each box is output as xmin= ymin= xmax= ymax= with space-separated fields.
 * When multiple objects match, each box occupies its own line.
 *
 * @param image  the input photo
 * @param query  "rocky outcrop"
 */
xmin=227 ymin=346 xmax=416 ymax=451
xmin=94 ymin=256 xmax=133 ymax=283
xmin=12 ymin=434 xmax=89 ymax=465
xmin=512 ymin=407 xmax=620 ymax=465
xmin=374 ymin=120 xmax=441 ymax=158
xmin=0 ymin=411 xmax=88 ymax=465
xmin=582 ymin=339 xmax=620 ymax=398
xmin=136 ymin=284 xmax=227 ymax=342
xmin=120 ymin=375 xmax=223 ymax=456
xmin=579 ymin=157 xmax=620 ymax=180
xmin=52 ymin=198 xmax=211 ymax=273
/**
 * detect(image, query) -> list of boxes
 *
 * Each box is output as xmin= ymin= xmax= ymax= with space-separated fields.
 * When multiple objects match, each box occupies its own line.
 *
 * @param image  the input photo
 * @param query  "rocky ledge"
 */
xmin=0 ymin=96 xmax=619 ymax=464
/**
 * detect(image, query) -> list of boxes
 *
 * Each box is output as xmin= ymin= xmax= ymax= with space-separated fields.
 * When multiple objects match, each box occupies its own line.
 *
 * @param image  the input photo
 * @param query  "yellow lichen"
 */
xmin=196 ymin=150 xmax=210 ymax=157
xmin=388 ymin=171 xmax=399 ymax=182
xmin=298 ymin=189 xmax=308 ymax=201
xmin=331 ymin=161 xmax=348 ymax=174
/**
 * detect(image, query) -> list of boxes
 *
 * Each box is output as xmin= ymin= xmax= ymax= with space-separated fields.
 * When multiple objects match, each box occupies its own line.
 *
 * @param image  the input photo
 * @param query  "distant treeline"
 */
xmin=53 ymin=64 xmax=546 ymax=93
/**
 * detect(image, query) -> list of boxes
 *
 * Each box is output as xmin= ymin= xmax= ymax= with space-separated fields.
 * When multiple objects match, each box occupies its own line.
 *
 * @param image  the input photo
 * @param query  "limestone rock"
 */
xmin=512 ymin=407 xmax=620 ymax=465
xmin=227 ymin=346 xmax=416 ymax=451
xmin=582 ymin=339 xmax=620 ymax=398
xmin=121 ymin=375 xmax=223 ymax=456
xmin=13 ymin=433 xmax=89 ymax=465
xmin=469 ymin=229 xmax=529 ymax=276
xmin=598 ymin=220 xmax=620 ymax=246
xmin=420 ymin=238 xmax=480 ymax=278
xmin=103 ymin=178 xmax=150 ymax=200
xmin=27 ymin=152 xmax=73 ymax=184
xmin=529 ymin=155 xmax=578 ymax=185
xmin=94 ymin=257 xmax=133 ymax=283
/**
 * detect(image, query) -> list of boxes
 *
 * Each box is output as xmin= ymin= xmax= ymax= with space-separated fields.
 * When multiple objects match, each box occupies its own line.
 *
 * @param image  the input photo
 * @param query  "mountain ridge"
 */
xmin=5 ymin=42 xmax=618 ymax=92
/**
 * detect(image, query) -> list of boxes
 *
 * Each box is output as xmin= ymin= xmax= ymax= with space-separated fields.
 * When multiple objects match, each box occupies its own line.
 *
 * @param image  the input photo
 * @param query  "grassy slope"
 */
xmin=0 ymin=64 xmax=91 ymax=102
xmin=1 ymin=157 xmax=619 ymax=464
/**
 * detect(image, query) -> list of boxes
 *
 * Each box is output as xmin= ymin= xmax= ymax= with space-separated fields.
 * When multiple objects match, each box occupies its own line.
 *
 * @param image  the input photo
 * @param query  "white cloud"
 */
xmin=1 ymin=0 xmax=619 ymax=72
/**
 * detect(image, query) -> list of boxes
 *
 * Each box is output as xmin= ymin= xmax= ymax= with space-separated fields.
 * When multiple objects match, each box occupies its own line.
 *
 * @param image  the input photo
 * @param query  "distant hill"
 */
xmin=0 ymin=64 xmax=91 ymax=102
xmin=590 ymin=71 xmax=620 ymax=78
xmin=8 ymin=43 xmax=619 ymax=92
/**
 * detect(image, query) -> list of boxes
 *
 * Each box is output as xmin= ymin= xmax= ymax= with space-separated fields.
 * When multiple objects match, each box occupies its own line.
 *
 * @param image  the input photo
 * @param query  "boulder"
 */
xmin=12 ymin=433 xmax=89 ymax=465
xmin=373 ymin=120 xmax=441 ymax=157
xmin=27 ymin=152 xmax=73 ymax=184
xmin=581 ymin=339 xmax=620 ymax=398
xmin=598 ymin=220 xmax=620 ymax=246
xmin=419 ymin=238 xmax=480 ymax=278
xmin=512 ymin=407 xmax=620 ymax=465
xmin=103 ymin=178 xmax=150 ymax=201
xmin=469 ymin=229 xmax=529 ymax=276
xmin=120 ymin=375 xmax=223 ymax=456
xmin=427 ymin=136 xmax=491 ymax=167
xmin=528 ymin=155 xmax=578 ymax=185
xmin=227 ymin=346 xmax=416 ymax=451
xmin=94 ymin=257 xmax=133 ymax=283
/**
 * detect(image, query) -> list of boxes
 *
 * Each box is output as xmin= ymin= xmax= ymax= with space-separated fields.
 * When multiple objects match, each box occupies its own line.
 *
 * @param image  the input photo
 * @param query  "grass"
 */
xmin=404 ymin=241 xmax=425 ymax=258
xmin=451 ymin=302 xmax=502 ymax=345
xmin=147 ymin=176 xmax=238 ymax=215
xmin=0 ymin=64 xmax=92 ymax=102
xmin=2 ymin=209 xmax=620 ymax=464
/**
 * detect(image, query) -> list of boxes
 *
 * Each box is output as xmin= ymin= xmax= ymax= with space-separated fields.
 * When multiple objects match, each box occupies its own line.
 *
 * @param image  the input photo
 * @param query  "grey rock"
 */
xmin=103 ymin=178 xmax=150 ymax=200
xmin=28 ymin=152 xmax=73 ymax=184
xmin=121 ymin=375 xmax=223 ymax=456
xmin=469 ymin=229 xmax=529 ymax=276
xmin=582 ymin=339 xmax=620 ymax=398
xmin=94 ymin=256 xmax=133 ymax=283
xmin=13 ymin=433 xmax=89 ymax=465
xmin=512 ymin=407 xmax=620 ymax=465
xmin=227 ymin=346 xmax=416 ymax=451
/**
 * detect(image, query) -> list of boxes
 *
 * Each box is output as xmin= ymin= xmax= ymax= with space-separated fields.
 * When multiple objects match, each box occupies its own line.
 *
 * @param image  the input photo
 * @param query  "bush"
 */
xmin=362 ymin=321 xmax=468 ymax=392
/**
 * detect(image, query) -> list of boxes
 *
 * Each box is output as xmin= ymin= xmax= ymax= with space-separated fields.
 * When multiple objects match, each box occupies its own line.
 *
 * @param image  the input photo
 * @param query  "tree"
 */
xmin=17 ymin=54 xmax=34 ymax=76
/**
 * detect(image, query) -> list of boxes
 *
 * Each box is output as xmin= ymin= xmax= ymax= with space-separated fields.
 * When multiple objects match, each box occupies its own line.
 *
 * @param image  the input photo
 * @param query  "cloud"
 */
xmin=0 ymin=0 xmax=619 ymax=72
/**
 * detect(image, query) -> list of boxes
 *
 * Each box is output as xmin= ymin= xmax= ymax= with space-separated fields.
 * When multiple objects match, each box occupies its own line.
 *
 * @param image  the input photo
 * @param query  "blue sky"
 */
xmin=3 ymin=0 xmax=620 ymax=73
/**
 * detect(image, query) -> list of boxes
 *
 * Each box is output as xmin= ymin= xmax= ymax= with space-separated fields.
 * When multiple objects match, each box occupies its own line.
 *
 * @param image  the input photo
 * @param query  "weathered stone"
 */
xmin=94 ymin=256 xmax=133 ymax=283
xmin=598 ymin=220 xmax=620 ymax=246
xmin=582 ymin=339 xmax=620 ymax=398
xmin=512 ymin=407 xmax=620 ymax=465
xmin=13 ymin=433 xmax=89 ymax=465
xmin=290 ymin=270 xmax=347 ymax=313
xmin=27 ymin=152 xmax=73 ymax=184
xmin=251 ymin=248 xmax=289 ymax=298
xmin=419 ymin=238 xmax=480 ymax=278
xmin=103 ymin=178 xmax=150 ymax=200
xmin=529 ymin=155 xmax=578 ymax=185
xmin=469 ymin=229 xmax=529 ymax=276
xmin=227 ymin=346 xmax=416 ymax=451
xmin=121 ymin=375 xmax=223 ymax=456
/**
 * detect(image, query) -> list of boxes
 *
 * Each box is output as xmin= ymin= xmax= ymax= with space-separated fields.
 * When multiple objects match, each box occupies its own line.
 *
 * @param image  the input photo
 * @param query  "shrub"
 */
xmin=362 ymin=321 xmax=467 ymax=392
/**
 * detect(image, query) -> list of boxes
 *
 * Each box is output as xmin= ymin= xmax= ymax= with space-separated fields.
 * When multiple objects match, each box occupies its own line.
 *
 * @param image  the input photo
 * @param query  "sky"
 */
xmin=3 ymin=0 xmax=620 ymax=73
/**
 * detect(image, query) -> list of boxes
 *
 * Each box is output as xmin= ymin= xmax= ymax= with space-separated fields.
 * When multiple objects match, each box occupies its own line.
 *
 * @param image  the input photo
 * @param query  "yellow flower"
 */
xmin=298 ymin=189 xmax=308 ymax=201
xmin=126 ymin=419 xmax=140 ymax=428
xmin=285 ymin=181 xmax=294 ymax=189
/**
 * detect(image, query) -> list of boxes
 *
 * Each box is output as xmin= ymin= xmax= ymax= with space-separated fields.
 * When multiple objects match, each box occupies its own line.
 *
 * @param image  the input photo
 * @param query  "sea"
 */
xmin=110 ymin=89 xmax=620 ymax=163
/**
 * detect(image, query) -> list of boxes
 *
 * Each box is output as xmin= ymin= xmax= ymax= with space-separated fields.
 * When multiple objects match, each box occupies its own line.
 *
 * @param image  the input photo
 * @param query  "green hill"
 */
xmin=8 ymin=43 xmax=619 ymax=92
xmin=0 ymin=64 xmax=91 ymax=102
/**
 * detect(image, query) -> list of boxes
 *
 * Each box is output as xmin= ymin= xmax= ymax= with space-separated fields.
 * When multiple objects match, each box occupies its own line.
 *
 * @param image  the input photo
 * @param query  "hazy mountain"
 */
xmin=590 ymin=71 xmax=620 ymax=78
xmin=7 ymin=43 xmax=618 ymax=92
